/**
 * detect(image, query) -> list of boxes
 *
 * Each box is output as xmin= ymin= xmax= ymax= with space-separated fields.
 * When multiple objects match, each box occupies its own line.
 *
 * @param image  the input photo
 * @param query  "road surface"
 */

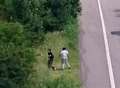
xmin=79 ymin=0 xmax=120 ymax=88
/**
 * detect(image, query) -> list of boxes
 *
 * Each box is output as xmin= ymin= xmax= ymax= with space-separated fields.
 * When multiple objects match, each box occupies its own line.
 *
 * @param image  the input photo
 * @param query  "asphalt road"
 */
xmin=79 ymin=0 xmax=120 ymax=88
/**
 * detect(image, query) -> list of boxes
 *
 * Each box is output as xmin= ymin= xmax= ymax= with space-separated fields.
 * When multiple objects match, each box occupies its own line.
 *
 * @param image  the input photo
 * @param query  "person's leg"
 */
xmin=62 ymin=59 xmax=65 ymax=69
xmin=65 ymin=59 xmax=71 ymax=68
xmin=50 ymin=60 xmax=53 ymax=67
xmin=50 ymin=60 xmax=56 ymax=70
xmin=48 ymin=60 xmax=51 ymax=69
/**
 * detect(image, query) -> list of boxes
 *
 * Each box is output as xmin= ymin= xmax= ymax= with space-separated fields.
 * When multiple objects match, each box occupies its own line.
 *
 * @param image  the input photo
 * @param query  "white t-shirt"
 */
xmin=60 ymin=50 xmax=69 ymax=59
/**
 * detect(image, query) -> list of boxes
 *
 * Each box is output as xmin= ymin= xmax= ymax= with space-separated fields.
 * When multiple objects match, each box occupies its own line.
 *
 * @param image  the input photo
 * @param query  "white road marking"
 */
xmin=97 ymin=0 xmax=116 ymax=88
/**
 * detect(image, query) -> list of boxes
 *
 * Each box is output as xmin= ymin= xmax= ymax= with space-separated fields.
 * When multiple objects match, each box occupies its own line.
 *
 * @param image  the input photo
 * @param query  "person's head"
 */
xmin=62 ymin=47 xmax=66 ymax=50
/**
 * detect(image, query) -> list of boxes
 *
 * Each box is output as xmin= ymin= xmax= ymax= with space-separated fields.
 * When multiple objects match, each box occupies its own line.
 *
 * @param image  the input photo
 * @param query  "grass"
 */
xmin=24 ymin=18 xmax=81 ymax=88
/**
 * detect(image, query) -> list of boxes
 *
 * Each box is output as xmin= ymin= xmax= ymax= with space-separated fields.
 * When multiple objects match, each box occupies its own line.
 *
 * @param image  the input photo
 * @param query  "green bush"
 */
xmin=0 ymin=0 xmax=81 ymax=46
xmin=48 ymin=0 xmax=81 ymax=23
xmin=0 ymin=0 xmax=7 ymax=20
xmin=1 ymin=0 xmax=45 ymax=46
xmin=2 ymin=0 xmax=81 ymax=32
xmin=64 ymin=17 xmax=78 ymax=49
xmin=0 ymin=22 xmax=35 ymax=88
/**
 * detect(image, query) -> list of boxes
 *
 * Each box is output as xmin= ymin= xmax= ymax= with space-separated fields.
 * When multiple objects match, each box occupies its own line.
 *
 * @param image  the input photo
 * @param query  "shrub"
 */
xmin=2 ymin=0 xmax=81 ymax=32
xmin=64 ymin=17 xmax=78 ymax=49
xmin=0 ymin=22 xmax=35 ymax=88
xmin=2 ymin=0 xmax=45 ymax=46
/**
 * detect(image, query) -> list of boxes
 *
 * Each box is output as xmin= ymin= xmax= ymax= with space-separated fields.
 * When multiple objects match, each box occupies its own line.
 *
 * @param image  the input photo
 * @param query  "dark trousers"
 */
xmin=48 ymin=59 xmax=53 ymax=69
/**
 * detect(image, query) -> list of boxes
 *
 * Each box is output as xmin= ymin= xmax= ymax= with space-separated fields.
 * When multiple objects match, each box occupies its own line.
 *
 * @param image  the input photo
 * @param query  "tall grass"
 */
xmin=24 ymin=17 xmax=81 ymax=88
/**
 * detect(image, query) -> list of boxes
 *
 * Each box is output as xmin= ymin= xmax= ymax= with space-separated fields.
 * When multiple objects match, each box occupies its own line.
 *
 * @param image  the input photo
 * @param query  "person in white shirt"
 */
xmin=60 ymin=48 xmax=71 ymax=69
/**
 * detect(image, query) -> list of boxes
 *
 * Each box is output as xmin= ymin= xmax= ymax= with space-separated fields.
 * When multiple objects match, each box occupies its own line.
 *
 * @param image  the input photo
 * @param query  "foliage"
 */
xmin=0 ymin=0 xmax=6 ymax=20
xmin=0 ymin=22 xmax=35 ymax=88
xmin=24 ymin=18 xmax=80 ymax=88
xmin=0 ymin=0 xmax=81 ymax=45
xmin=1 ymin=0 xmax=45 ymax=46
xmin=1 ymin=0 xmax=81 ymax=31
xmin=50 ymin=0 xmax=80 ymax=20
xmin=0 ymin=0 xmax=81 ymax=88
xmin=64 ymin=17 xmax=79 ymax=49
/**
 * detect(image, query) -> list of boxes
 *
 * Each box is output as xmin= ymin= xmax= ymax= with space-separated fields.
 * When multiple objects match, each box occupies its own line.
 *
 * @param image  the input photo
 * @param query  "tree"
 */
xmin=0 ymin=22 xmax=35 ymax=88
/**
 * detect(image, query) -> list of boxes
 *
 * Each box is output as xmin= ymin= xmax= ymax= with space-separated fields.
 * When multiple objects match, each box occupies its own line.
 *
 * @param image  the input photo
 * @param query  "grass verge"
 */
xmin=25 ymin=17 xmax=81 ymax=88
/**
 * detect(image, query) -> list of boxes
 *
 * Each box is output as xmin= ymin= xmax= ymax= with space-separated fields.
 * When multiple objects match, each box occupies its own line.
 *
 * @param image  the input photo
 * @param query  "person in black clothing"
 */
xmin=48 ymin=49 xmax=54 ymax=70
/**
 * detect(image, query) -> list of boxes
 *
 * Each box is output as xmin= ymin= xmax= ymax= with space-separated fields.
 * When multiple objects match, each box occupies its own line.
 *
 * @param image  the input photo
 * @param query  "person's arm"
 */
xmin=48 ymin=53 xmax=51 ymax=59
xmin=51 ymin=53 xmax=54 ymax=58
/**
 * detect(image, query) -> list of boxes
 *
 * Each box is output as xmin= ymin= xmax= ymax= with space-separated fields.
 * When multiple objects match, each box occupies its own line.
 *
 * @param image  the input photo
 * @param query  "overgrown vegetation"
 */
xmin=0 ymin=22 xmax=35 ymax=88
xmin=24 ymin=18 xmax=81 ymax=88
xmin=0 ymin=0 xmax=81 ymax=88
